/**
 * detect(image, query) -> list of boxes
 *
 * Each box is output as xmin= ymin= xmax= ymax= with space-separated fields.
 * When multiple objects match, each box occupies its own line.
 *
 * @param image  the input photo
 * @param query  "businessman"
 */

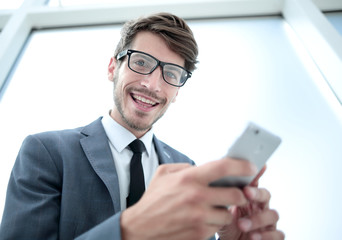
xmin=0 ymin=12 xmax=284 ymax=240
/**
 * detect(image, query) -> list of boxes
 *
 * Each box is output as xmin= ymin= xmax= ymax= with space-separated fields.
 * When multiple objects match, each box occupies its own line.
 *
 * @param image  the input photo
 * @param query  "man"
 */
xmin=0 ymin=13 xmax=284 ymax=240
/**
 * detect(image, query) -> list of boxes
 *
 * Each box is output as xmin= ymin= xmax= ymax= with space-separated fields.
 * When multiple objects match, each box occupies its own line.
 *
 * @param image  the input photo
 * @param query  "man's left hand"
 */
xmin=218 ymin=168 xmax=285 ymax=240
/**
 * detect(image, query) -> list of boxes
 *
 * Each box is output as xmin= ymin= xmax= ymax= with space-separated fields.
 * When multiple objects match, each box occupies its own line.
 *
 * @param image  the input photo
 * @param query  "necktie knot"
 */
xmin=129 ymin=139 xmax=145 ymax=154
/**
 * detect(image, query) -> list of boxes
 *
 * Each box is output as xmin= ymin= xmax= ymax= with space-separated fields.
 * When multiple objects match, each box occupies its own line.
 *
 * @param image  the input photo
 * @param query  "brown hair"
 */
xmin=114 ymin=12 xmax=198 ymax=72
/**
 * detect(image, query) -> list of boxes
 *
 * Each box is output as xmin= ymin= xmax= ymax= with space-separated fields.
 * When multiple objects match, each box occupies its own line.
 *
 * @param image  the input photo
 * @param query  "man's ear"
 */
xmin=171 ymin=90 xmax=179 ymax=103
xmin=108 ymin=57 xmax=116 ymax=82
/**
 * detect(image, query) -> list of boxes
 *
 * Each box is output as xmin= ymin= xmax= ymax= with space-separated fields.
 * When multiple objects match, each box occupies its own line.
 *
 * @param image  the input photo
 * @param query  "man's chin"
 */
xmin=118 ymin=105 xmax=164 ymax=133
xmin=124 ymin=118 xmax=153 ymax=132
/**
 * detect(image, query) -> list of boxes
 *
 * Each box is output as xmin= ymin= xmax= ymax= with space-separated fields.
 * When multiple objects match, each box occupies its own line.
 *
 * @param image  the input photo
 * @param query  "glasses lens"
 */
xmin=163 ymin=64 xmax=188 ymax=86
xmin=129 ymin=52 xmax=157 ymax=74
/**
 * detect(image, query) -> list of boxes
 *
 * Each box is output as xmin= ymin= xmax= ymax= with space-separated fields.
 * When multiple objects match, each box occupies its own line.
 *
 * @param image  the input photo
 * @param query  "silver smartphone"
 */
xmin=210 ymin=122 xmax=281 ymax=188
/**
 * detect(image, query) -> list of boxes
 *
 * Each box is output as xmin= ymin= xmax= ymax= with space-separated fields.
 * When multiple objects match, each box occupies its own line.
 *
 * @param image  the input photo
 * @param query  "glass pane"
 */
xmin=325 ymin=11 xmax=342 ymax=36
xmin=0 ymin=0 xmax=24 ymax=9
xmin=1 ymin=16 xmax=342 ymax=240
xmin=0 ymin=24 xmax=120 ymax=221
xmin=48 ymin=0 xmax=200 ymax=7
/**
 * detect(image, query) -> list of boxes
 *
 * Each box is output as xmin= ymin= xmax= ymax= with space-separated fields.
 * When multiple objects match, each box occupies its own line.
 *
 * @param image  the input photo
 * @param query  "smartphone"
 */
xmin=209 ymin=122 xmax=281 ymax=188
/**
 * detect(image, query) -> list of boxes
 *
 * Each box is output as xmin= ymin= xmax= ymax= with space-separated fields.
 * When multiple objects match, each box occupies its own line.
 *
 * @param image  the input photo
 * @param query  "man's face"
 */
xmin=108 ymin=31 xmax=183 ymax=137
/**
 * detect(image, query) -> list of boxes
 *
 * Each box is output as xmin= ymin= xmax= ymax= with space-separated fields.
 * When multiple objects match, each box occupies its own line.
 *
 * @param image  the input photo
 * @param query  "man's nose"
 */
xmin=141 ymin=66 xmax=163 ymax=92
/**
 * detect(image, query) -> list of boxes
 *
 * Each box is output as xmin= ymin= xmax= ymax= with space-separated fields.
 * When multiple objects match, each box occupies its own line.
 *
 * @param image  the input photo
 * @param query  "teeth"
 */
xmin=133 ymin=95 xmax=157 ymax=105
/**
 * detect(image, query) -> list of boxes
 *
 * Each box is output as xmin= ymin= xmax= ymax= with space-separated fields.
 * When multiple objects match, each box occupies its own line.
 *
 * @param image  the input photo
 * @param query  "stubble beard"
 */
xmin=113 ymin=77 xmax=167 ymax=133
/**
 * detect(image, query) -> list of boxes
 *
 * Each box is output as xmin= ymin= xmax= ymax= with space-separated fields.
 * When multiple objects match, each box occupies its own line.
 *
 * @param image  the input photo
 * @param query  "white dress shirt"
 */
xmin=101 ymin=113 xmax=159 ymax=210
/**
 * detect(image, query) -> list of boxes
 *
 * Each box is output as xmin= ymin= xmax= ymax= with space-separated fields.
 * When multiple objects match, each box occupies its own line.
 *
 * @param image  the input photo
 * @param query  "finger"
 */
xmin=194 ymin=158 xmax=258 ymax=185
xmin=237 ymin=209 xmax=279 ymax=232
xmin=205 ymin=186 xmax=248 ymax=207
xmin=250 ymin=230 xmax=285 ymax=240
xmin=156 ymin=163 xmax=193 ymax=175
xmin=243 ymin=187 xmax=271 ymax=205
xmin=205 ymin=206 xmax=234 ymax=226
xmin=250 ymin=165 xmax=267 ymax=187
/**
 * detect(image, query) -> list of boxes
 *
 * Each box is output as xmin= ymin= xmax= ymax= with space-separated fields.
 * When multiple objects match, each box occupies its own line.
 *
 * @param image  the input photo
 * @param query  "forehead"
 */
xmin=131 ymin=31 xmax=185 ymax=67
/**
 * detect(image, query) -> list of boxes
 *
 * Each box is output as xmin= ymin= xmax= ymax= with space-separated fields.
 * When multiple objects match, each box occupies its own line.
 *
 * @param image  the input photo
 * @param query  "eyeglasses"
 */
xmin=116 ymin=49 xmax=192 ymax=87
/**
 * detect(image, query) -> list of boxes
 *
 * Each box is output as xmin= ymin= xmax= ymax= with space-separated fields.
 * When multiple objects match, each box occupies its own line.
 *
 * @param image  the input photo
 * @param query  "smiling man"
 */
xmin=109 ymin=32 xmax=181 ymax=136
xmin=0 ymin=13 xmax=284 ymax=240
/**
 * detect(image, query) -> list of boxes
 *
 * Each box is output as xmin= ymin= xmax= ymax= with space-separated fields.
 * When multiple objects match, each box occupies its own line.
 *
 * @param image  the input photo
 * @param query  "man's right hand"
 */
xmin=120 ymin=157 xmax=258 ymax=240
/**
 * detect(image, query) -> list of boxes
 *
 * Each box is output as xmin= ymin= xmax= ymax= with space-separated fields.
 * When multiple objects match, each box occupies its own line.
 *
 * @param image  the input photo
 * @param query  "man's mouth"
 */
xmin=131 ymin=94 xmax=158 ymax=108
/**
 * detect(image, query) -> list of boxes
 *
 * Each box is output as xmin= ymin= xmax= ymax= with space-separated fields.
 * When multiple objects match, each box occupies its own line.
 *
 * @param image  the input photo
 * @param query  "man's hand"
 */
xmin=120 ymin=157 xmax=258 ymax=240
xmin=218 ymin=167 xmax=285 ymax=240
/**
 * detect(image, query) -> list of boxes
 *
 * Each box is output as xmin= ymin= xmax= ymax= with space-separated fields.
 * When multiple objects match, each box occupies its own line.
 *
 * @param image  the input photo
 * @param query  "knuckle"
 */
xmin=269 ymin=209 xmax=280 ymax=221
xmin=262 ymin=188 xmax=272 ymax=200
xmin=156 ymin=165 xmax=168 ymax=175
xmin=178 ymin=172 xmax=194 ymax=184
xmin=229 ymin=188 xmax=247 ymax=205
xmin=189 ymin=208 xmax=206 ymax=224
xmin=262 ymin=229 xmax=285 ymax=240
xmin=184 ymin=188 xmax=206 ymax=205
xmin=254 ymin=187 xmax=271 ymax=201
xmin=193 ymin=188 xmax=206 ymax=200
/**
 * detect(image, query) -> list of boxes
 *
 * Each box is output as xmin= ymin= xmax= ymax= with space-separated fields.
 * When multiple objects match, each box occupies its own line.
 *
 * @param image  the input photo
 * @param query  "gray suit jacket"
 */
xmin=0 ymin=118 xmax=216 ymax=240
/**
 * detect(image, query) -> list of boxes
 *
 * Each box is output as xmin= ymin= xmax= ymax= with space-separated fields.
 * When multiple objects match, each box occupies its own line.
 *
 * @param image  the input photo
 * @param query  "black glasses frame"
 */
xmin=116 ymin=49 xmax=192 ymax=87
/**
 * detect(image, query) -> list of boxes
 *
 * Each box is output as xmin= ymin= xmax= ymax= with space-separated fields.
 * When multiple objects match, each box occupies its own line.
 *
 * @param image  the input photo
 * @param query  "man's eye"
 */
xmin=135 ymin=60 xmax=145 ymax=66
xmin=165 ymin=71 xmax=177 ymax=79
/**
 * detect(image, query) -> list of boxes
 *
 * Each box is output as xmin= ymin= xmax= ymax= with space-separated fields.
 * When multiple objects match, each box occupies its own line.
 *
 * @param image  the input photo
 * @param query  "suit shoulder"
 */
xmin=154 ymin=138 xmax=195 ymax=165
xmin=27 ymin=118 xmax=103 ymax=143
xmin=26 ymin=126 xmax=83 ymax=144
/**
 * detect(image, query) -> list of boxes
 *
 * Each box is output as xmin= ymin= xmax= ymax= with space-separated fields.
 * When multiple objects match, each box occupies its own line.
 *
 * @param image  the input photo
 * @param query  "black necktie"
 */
xmin=126 ymin=139 xmax=145 ymax=208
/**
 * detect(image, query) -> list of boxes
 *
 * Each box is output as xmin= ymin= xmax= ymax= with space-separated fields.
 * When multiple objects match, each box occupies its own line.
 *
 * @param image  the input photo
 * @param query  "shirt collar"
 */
xmin=101 ymin=113 xmax=154 ymax=156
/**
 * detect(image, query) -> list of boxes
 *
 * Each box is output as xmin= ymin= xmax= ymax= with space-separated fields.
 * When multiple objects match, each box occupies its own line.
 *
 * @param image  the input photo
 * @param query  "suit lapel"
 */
xmin=153 ymin=135 xmax=174 ymax=164
xmin=80 ymin=118 xmax=121 ymax=212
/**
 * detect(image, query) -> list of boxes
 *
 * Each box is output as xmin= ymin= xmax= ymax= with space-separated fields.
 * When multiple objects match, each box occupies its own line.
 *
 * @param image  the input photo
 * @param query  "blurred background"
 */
xmin=0 ymin=0 xmax=341 ymax=239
